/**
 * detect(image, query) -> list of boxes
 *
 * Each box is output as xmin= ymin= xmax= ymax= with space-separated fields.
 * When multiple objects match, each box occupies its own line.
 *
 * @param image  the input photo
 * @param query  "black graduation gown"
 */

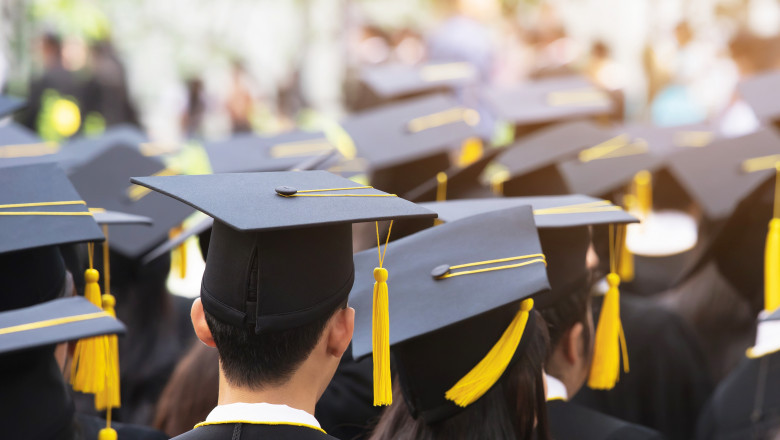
xmin=695 ymin=351 xmax=780 ymax=440
xmin=172 ymin=423 xmax=339 ymax=440
xmin=315 ymin=345 xmax=382 ymax=439
xmin=74 ymin=413 xmax=169 ymax=440
xmin=574 ymin=294 xmax=713 ymax=440
xmin=547 ymin=400 xmax=665 ymax=440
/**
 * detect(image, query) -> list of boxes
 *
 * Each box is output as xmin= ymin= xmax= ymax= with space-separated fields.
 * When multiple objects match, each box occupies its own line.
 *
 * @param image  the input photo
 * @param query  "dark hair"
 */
xmin=539 ymin=275 xmax=592 ymax=353
xmin=368 ymin=311 xmax=551 ymax=440
xmin=153 ymin=343 xmax=220 ymax=437
xmin=205 ymin=300 xmax=347 ymax=389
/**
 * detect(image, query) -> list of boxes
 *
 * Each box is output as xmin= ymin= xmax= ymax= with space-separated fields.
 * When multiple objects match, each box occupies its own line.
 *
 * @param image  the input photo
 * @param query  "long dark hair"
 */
xmin=369 ymin=311 xmax=551 ymax=440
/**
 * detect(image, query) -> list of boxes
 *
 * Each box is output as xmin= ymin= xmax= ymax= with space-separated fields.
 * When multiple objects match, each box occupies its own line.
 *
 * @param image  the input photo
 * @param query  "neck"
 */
xmin=217 ymin=369 xmax=320 ymax=416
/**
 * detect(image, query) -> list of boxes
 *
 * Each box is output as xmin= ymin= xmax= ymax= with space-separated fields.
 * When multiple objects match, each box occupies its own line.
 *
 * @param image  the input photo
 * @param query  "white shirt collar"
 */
xmin=545 ymin=373 xmax=569 ymax=401
xmin=203 ymin=402 xmax=321 ymax=429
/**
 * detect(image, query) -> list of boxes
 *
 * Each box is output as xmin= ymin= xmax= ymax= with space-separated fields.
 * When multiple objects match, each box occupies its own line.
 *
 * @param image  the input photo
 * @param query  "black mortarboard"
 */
xmin=0 ymin=122 xmax=48 ymax=148
xmin=130 ymin=170 xmax=436 ymax=333
xmin=737 ymin=70 xmax=780 ymax=125
xmin=205 ymin=130 xmax=338 ymax=173
xmin=0 ymin=163 xmax=104 ymax=255
xmin=58 ymin=124 xmax=149 ymax=170
xmin=667 ymin=128 xmax=780 ymax=223
xmin=482 ymin=75 xmax=613 ymax=128
xmin=342 ymin=93 xmax=480 ymax=195
xmin=67 ymin=144 xmax=194 ymax=259
xmin=0 ymin=95 xmax=25 ymax=118
xmin=360 ymin=61 xmax=478 ymax=100
xmin=402 ymin=146 xmax=502 ymax=203
xmin=0 ymin=297 xmax=125 ymax=355
xmin=494 ymin=121 xmax=614 ymax=196
xmin=350 ymin=206 xmax=549 ymax=422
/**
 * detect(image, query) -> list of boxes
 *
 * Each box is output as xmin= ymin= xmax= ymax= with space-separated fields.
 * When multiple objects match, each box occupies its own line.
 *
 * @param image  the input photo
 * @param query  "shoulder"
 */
xmin=174 ymin=423 xmax=339 ymax=440
xmin=548 ymin=400 xmax=664 ymax=440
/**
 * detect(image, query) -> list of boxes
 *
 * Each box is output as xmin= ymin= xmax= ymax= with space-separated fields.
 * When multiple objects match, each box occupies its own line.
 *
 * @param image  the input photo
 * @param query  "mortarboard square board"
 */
xmin=0 ymin=163 xmax=104 ymax=254
xmin=130 ymin=170 xmax=436 ymax=333
xmin=67 ymin=144 xmax=194 ymax=259
xmin=360 ymin=61 xmax=478 ymax=100
xmin=482 ymin=75 xmax=614 ymax=128
xmin=0 ymin=297 xmax=125 ymax=355
xmin=401 ymin=146 xmax=502 ymax=202
xmin=341 ymin=93 xmax=481 ymax=195
xmin=205 ymin=130 xmax=339 ymax=174
xmin=349 ymin=205 xmax=549 ymax=421
xmin=57 ymin=124 xmax=150 ymax=170
xmin=666 ymin=128 xmax=780 ymax=222
xmin=737 ymin=70 xmax=780 ymax=123
xmin=0 ymin=94 xmax=25 ymax=118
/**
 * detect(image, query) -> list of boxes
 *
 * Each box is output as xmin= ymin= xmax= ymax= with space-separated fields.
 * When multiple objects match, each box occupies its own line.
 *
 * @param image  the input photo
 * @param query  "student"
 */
xmin=349 ymin=206 xmax=552 ymax=440
xmin=131 ymin=170 xmax=435 ymax=439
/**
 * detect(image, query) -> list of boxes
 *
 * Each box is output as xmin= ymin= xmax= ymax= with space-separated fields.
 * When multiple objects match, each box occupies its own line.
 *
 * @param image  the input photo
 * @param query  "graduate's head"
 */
xmin=131 ymin=171 xmax=437 ymax=395
xmin=536 ymin=226 xmax=594 ymax=397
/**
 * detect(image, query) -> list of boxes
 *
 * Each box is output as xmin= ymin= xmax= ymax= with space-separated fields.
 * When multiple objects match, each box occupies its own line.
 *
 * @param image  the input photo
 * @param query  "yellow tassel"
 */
xmin=70 ymin=266 xmax=107 ymax=393
xmin=170 ymin=226 xmax=187 ymax=279
xmin=634 ymin=170 xmax=653 ymax=219
xmin=98 ymin=427 xmax=117 ymax=440
xmin=457 ymin=137 xmax=484 ymax=167
xmin=587 ymin=272 xmax=629 ymax=389
xmin=445 ymin=298 xmax=534 ymax=407
xmin=372 ymin=267 xmax=392 ymax=406
xmin=765 ymin=163 xmax=780 ymax=312
xmin=95 ymin=293 xmax=121 ymax=411
xmin=436 ymin=172 xmax=448 ymax=202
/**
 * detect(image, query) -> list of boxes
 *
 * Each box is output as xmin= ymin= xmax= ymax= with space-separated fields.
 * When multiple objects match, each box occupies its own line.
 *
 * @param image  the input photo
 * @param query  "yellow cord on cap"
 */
xmin=372 ymin=221 xmax=394 ymax=406
xmin=446 ymin=298 xmax=535 ymax=407
xmin=765 ymin=164 xmax=780 ymax=313
xmin=279 ymin=186 xmax=397 ymax=198
xmin=70 ymin=243 xmax=109 ymax=394
xmin=588 ymin=224 xmax=629 ymax=390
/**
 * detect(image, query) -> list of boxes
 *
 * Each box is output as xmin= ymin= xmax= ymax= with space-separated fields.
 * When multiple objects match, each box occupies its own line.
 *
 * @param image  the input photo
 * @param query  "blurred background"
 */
xmin=3 ymin=0 xmax=779 ymax=144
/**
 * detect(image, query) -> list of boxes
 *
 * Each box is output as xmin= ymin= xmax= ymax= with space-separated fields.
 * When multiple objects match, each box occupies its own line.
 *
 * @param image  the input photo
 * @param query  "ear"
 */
xmin=325 ymin=306 xmax=355 ymax=358
xmin=191 ymin=298 xmax=216 ymax=348
xmin=563 ymin=322 xmax=586 ymax=366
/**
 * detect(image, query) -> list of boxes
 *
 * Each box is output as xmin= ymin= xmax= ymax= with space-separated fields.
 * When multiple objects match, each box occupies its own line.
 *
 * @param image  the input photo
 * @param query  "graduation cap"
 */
xmin=482 ymin=75 xmax=614 ymax=131
xmin=0 ymin=94 xmax=25 ymax=118
xmin=360 ymin=61 xmax=478 ymax=100
xmin=130 ymin=170 xmax=436 ymax=400
xmin=0 ymin=163 xmax=123 ymax=433
xmin=667 ymin=128 xmax=780 ymax=223
xmin=350 ymin=205 xmax=549 ymax=421
xmin=747 ymin=307 xmax=780 ymax=359
xmin=342 ymin=93 xmax=480 ymax=195
xmin=57 ymin=124 xmax=151 ymax=171
xmin=205 ymin=130 xmax=338 ymax=173
xmin=402 ymin=146 xmax=502 ymax=203
xmin=737 ymin=70 xmax=780 ymax=125
xmin=417 ymin=195 xmax=636 ymax=390
xmin=67 ymin=143 xmax=194 ymax=260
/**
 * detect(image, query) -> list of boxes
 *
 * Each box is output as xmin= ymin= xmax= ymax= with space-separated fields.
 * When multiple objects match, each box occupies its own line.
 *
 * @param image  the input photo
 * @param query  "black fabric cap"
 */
xmin=482 ymin=75 xmax=613 ymax=125
xmin=667 ymin=128 xmax=780 ymax=222
xmin=421 ymin=195 xmax=637 ymax=228
xmin=131 ymin=170 xmax=436 ymax=332
xmin=0 ymin=95 xmax=24 ymax=118
xmin=205 ymin=130 xmax=338 ymax=174
xmin=360 ymin=62 xmax=478 ymax=99
xmin=58 ymin=124 xmax=149 ymax=171
xmin=737 ymin=70 xmax=780 ymax=122
xmin=0 ymin=297 xmax=125 ymax=355
xmin=67 ymin=144 xmax=194 ymax=259
xmin=350 ymin=206 xmax=549 ymax=421
xmin=342 ymin=93 xmax=479 ymax=194
xmin=0 ymin=163 xmax=104 ymax=254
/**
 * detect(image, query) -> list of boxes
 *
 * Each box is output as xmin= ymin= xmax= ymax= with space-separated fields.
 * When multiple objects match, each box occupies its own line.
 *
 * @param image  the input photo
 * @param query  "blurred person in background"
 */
xmin=226 ymin=61 xmax=255 ymax=134
xmin=154 ymin=343 xmax=219 ymax=438
xmin=22 ymin=31 xmax=85 ymax=140
xmin=426 ymin=0 xmax=495 ymax=80
xmin=81 ymin=39 xmax=139 ymax=133
xmin=181 ymin=77 xmax=206 ymax=138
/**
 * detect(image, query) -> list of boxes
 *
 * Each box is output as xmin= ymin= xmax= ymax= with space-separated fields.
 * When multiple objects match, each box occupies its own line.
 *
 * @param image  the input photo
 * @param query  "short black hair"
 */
xmin=539 ymin=275 xmax=592 ymax=351
xmin=205 ymin=300 xmax=346 ymax=389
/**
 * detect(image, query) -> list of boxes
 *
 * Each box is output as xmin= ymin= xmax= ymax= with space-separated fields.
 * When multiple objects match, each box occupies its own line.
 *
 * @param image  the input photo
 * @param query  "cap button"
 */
xmin=275 ymin=186 xmax=298 ymax=196
xmin=431 ymin=264 xmax=451 ymax=280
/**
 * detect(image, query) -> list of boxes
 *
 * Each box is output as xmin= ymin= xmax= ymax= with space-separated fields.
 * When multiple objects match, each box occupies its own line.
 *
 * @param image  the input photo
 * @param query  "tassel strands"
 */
xmin=588 ymin=224 xmax=629 ymax=390
xmin=764 ymin=164 xmax=780 ymax=313
xmin=372 ymin=220 xmax=394 ymax=406
xmin=446 ymin=298 xmax=535 ymax=407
